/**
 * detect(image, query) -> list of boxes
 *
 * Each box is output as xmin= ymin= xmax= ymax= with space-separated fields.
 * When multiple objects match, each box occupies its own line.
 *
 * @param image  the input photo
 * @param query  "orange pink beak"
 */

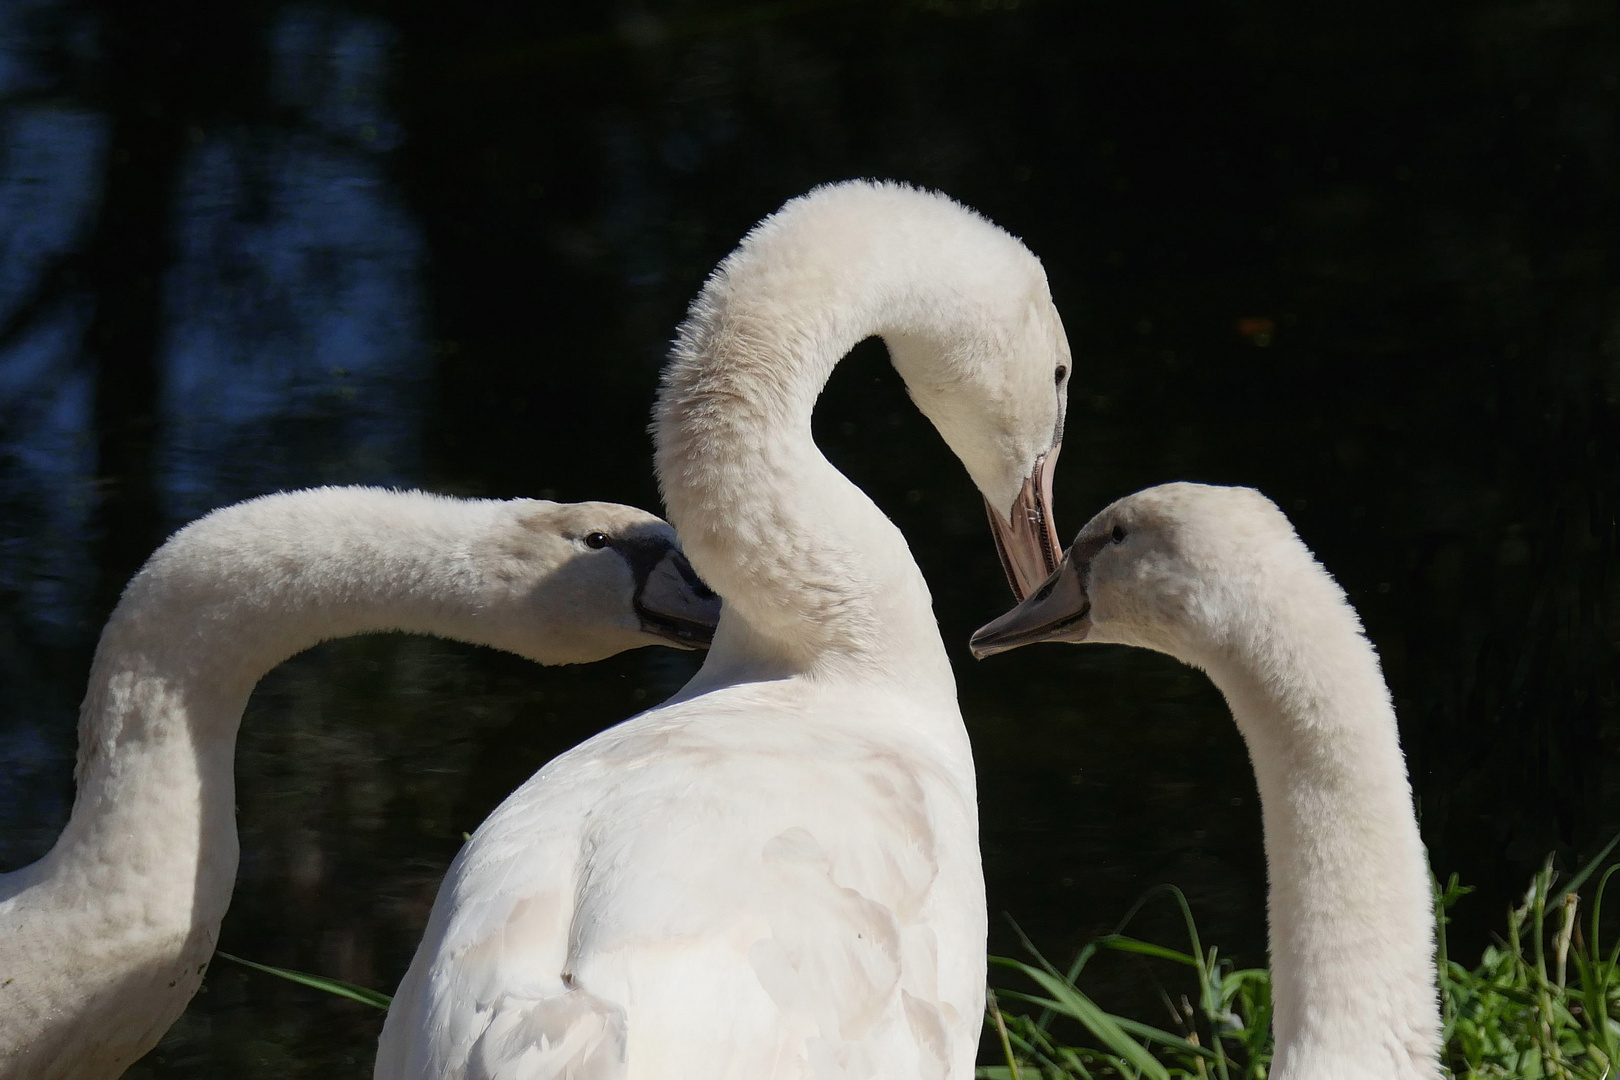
xmin=983 ymin=444 xmax=1063 ymax=602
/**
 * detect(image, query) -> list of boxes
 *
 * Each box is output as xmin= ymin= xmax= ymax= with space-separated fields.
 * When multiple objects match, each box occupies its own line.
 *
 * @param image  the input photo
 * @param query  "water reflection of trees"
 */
xmin=162 ymin=12 xmax=425 ymax=522
xmin=0 ymin=0 xmax=428 ymax=836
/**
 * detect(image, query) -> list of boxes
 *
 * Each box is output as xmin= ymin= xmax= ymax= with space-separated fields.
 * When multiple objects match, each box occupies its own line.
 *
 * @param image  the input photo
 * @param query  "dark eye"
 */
xmin=584 ymin=532 xmax=610 ymax=549
xmin=1054 ymin=365 xmax=1068 ymax=385
xmin=1111 ymin=524 xmax=1126 ymax=544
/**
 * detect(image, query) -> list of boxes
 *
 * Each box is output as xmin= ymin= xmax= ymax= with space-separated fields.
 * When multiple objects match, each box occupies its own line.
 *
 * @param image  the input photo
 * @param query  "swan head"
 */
xmin=481 ymin=500 xmax=720 ymax=664
xmin=970 ymin=482 xmax=1311 ymax=663
xmin=877 ymin=203 xmax=1072 ymax=601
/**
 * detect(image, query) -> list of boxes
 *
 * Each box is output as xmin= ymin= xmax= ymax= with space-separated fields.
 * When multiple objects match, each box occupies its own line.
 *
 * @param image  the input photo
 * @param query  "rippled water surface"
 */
xmin=0 ymin=1 xmax=1616 ymax=1074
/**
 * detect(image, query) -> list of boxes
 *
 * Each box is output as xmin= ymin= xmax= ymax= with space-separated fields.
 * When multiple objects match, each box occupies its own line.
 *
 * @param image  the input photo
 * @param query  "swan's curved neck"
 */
xmin=26 ymin=492 xmax=518 ymax=934
xmin=655 ymin=211 xmax=985 ymax=692
xmin=1202 ymin=612 xmax=1439 ymax=1078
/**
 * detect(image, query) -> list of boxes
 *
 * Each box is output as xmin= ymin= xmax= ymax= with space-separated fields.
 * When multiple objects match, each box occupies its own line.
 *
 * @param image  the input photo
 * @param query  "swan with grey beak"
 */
xmin=972 ymin=482 xmax=1441 ymax=1080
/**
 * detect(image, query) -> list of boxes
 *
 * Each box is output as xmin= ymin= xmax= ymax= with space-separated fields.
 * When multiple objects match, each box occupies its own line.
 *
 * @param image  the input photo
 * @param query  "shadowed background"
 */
xmin=0 ymin=0 xmax=1615 ymax=1073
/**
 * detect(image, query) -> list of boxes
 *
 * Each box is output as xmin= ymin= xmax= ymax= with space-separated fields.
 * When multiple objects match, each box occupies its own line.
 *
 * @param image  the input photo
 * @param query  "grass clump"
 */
xmin=982 ymin=839 xmax=1620 ymax=1080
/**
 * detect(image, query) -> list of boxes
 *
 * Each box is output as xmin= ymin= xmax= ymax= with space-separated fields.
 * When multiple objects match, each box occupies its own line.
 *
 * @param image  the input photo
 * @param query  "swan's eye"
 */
xmin=585 ymin=532 xmax=610 ymax=549
xmin=1111 ymin=525 xmax=1126 ymax=544
xmin=1054 ymin=365 xmax=1068 ymax=386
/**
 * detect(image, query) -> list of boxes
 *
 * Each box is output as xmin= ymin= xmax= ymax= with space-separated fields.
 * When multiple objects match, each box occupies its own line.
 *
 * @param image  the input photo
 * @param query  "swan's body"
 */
xmin=0 ymin=487 xmax=717 ymax=1080
xmin=377 ymin=180 xmax=1071 ymax=1079
xmin=972 ymin=483 xmax=1441 ymax=1080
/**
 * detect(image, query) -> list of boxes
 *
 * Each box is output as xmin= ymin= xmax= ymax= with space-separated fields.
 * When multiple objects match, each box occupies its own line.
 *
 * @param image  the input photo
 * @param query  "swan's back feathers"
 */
xmin=380 ymin=680 xmax=982 ymax=1080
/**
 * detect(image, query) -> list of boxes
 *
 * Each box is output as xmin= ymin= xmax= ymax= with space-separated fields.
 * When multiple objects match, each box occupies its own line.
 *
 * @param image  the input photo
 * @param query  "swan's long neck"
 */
xmin=1202 ymin=600 xmax=1440 ymax=1079
xmin=18 ymin=490 xmax=520 ymax=947
xmin=654 ymin=200 xmax=993 ymax=694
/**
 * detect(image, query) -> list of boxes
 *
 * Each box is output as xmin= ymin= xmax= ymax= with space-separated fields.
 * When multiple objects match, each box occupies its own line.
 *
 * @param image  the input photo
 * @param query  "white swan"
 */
xmin=0 ymin=486 xmax=719 ymax=1080
xmin=375 ymin=179 xmax=1071 ymax=1079
xmin=971 ymin=482 xmax=1441 ymax=1080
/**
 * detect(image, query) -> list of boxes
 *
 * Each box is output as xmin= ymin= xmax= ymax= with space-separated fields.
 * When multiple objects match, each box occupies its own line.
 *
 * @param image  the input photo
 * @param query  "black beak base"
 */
xmin=626 ymin=541 xmax=721 ymax=649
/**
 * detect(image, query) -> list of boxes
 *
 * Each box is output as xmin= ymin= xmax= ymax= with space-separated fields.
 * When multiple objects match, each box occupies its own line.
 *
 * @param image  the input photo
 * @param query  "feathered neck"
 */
xmin=653 ymin=182 xmax=1035 ymax=693
xmin=0 ymin=489 xmax=549 ymax=1079
xmin=1199 ymin=570 xmax=1440 ymax=1080
xmin=50 ymin=488 xmax=572 ymax=881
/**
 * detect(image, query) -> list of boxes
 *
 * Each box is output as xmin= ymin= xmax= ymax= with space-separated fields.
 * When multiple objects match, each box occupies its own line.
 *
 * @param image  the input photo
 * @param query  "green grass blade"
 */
xmin=1003 ymin=959 xmax=1172 ymax=1080
xmin=216 ymin=951 xmax=393 ymax=1010
xmin=996 ymin=979 xmax=1217 ymax=1063
xmin=1110 ymin=1014 xmax=1220 ymax=1060
xmin=993 ymin=988 xmax=1067 ymax=1013
xmin=986 ymin=988 xmax=1023 ymax=1080
xmin=1591 ymin=865 xmax=1620 ymax=964
xmin=1091 ymin=934 xmax=1199 ymax=967
xmin=1551 ymin=830 xmax=1620 ymax=906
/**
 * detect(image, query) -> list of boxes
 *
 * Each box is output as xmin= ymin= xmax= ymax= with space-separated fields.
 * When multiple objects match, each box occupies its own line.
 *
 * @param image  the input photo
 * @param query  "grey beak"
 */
xmin=984 ymin=444 xmax=1064 ymax=601
xmin=630 ymin=544 xmax=720 ymax=649
xmin=970 ymin=549 xmax=1091 ymax=659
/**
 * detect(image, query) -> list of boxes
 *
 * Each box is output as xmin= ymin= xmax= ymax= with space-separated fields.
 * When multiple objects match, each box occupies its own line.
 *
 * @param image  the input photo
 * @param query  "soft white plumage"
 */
xmin=972 ymin=482 xmax=1442 ymax=1080
xmin=377 ymin=180 xmax=1072 ymax=1079
xmin=0 ymin=487 xmax=716 ymax=1080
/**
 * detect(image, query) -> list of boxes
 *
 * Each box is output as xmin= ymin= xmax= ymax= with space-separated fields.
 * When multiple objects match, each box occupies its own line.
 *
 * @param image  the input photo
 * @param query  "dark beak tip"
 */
xmin=966 ymin=614 xmax=1020 ymax=660
xmin=966 ymin=625 xmax=1045 ymax=661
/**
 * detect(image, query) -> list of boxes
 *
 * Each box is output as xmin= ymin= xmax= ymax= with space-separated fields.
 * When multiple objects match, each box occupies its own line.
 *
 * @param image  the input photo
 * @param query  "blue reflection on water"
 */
xmin=0 ymin=106 xmax=104 ymax=637
xmin=162 ymin=8 xmax=425 ymax=520
xmin=0 ymin=5 xmax=429 ymax=868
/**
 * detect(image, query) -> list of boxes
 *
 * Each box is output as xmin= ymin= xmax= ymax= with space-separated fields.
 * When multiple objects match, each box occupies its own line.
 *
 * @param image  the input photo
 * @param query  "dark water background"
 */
xmin=0 ymin=0 xmax=1616 ymax=1073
